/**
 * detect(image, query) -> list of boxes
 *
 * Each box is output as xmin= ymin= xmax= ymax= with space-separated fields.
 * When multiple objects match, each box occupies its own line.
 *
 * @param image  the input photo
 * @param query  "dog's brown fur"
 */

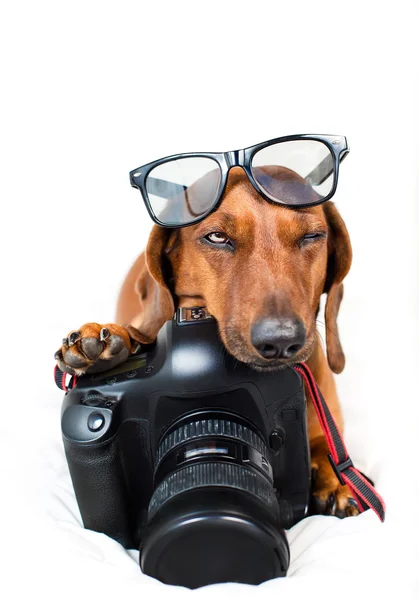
xmin=55 ymin=167 xmax=356 ymax=517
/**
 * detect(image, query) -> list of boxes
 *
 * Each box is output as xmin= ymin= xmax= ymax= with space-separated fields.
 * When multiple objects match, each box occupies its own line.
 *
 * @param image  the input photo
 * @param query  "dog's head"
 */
xmin=134 ymin=167 xmax=352 ymax=373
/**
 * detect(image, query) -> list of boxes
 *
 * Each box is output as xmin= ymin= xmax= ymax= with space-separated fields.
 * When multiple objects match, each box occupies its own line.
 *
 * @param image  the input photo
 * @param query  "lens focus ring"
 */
xmin=148 ymin=461 xmax=278 ymax=520
xmin=156 ymin=418 xmax=269 ymax=467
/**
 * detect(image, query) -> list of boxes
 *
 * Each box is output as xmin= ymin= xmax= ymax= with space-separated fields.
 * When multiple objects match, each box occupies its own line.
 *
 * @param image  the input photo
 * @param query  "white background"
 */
xmin=1 ymin=1 xmax=418 ymax=598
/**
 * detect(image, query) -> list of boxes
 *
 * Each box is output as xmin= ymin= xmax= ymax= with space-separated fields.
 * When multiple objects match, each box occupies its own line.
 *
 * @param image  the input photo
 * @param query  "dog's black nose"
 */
xmin=251 ymin=318 xmax=306 ymax=360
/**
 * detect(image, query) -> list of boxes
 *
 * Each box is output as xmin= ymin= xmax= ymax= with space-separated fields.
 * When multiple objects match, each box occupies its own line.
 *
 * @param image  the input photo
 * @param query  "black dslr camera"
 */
xmin=61 ymin=308 xmax=311 ymax=588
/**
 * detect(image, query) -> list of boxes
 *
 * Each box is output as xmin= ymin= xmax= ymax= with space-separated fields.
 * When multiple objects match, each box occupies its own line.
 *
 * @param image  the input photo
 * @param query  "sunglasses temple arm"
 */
xmin=144 ymin=177 xmax=187 ymax=199
xmin=305 ymin=148 xmax=350 ymax=187
xmin=304 ymin=155 xmax=335 ymax=187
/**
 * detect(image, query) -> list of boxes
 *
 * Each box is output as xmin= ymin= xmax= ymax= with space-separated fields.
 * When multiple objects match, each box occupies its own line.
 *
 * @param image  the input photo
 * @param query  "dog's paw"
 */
xmin=54 ymin=323 xmax=140 ymax=375
xmin=310 ymin=443 xmax=360 ymax=519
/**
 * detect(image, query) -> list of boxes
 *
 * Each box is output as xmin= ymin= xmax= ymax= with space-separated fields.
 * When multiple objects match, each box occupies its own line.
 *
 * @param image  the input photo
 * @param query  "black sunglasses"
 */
xmin=130 ymin=134 xmax=349 ymax=228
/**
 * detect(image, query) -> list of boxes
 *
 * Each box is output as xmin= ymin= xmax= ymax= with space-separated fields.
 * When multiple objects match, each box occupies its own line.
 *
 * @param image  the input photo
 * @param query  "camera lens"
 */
xmin=140 ymin=412 xmax=290 ymax=588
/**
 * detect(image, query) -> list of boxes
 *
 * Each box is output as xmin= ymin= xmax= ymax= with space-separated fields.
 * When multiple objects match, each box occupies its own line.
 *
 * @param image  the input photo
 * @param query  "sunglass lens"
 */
xmin=251 ymin=140 xmax=335 ymax=205
xmin=146 ymin=157 xmax=222 ymax=226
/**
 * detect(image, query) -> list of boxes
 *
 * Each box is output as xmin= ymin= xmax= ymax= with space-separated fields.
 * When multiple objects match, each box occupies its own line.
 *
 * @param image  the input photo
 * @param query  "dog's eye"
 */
xmin=300 ymin=232 xmax=327 ymax=246
xmin=205 ymin=232 xmax=231 ymax=245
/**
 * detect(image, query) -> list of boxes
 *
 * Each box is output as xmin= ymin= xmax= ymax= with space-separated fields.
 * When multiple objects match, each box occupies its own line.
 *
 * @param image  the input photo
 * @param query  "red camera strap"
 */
xmin=54 ymin=364 xmax=77 ymax=392
xmin=294 ymin=362 xmax=385 ymax=522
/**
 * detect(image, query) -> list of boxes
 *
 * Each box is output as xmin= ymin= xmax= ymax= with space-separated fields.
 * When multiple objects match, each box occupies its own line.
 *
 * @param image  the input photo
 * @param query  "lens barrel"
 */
xmin=140 ymin=412 xmax=290 ymax=588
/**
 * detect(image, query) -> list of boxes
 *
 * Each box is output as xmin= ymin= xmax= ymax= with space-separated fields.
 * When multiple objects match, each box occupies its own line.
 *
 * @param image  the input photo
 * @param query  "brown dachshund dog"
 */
xmin=55 ymin=167 xmax=357 ymax=518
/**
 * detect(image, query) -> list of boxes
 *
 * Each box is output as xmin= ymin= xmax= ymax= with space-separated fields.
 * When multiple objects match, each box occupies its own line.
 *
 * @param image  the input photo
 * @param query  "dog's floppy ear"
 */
xmin=126 ymin=225 xmax=176 ymax=344
xmin=323 ymin=202 xmax=352 ymax=374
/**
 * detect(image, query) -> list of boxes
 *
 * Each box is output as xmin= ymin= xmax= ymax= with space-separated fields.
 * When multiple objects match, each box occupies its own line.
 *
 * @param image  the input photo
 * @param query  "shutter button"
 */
xmin=87 ymin=412 xmax=105 ymax=432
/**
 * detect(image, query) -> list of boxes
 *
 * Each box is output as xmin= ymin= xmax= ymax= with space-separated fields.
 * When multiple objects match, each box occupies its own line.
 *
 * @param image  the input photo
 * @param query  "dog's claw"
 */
xmin=311 ymin=492 xmax=335 ymax=515
xmin=68 ymin=331 xmax=81 ymax=346
xmin=325 ymin=493 xmax=337 ymax=515
xmin=100 ymin=327 xmax=110 ymax=342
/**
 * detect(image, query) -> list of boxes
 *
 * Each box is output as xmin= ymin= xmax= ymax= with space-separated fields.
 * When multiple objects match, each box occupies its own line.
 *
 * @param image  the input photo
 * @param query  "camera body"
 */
xmin=61 ymin=308 xmax=311 ymax=587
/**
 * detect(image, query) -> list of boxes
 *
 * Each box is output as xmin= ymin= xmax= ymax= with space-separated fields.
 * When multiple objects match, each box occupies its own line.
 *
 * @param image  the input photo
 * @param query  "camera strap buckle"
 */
xmin=294 ymin=363 xmax=386 ymax=523
xmin=327 ymin=455 xmax=353 ymax=486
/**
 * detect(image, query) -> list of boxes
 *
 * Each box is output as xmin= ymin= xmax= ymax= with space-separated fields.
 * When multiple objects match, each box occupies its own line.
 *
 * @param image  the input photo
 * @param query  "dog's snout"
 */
xmin=250 ymin=318 xmax=306 ymax=360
